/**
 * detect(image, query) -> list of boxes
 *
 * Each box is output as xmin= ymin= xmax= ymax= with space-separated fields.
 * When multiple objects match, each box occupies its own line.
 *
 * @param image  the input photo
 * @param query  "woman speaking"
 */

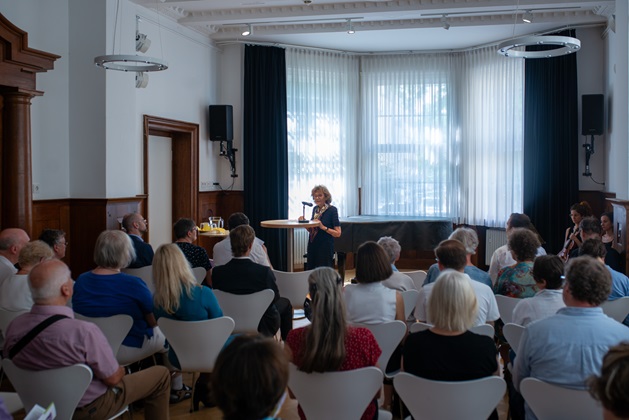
xmin=299 ymin=185 xmax=341 ymax=270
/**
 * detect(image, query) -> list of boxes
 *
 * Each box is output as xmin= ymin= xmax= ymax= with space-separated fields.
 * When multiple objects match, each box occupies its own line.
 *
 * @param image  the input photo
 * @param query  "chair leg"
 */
xmin=189 ymin=371 xmax=199 ymax=413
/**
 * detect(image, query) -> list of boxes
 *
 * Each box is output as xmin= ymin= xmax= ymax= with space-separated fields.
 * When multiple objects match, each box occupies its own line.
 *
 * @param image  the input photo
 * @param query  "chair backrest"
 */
xmin=191 ymin=267 xmax=206 ymax=284
xmin=601 ymin=297 xmax=629 ymax=323
xmin=0 ymin=309 xmax=28 ymax=335
xmin=502 ymin=323 xmax=525 ymax=352
xmin=272 ymin=269 xmax=313 ymax=309
xmin=409 ymin=321 xmax=432 ymax=334
xmin=212 ymin=289 xmax=274 ymax=333
xmin=393 ymin=372 xmax=506 ymax=420
xmin=495 ymin=295 xmax=521 ymax=324
xmin=122 ymin=265 xmax=155 ymax=293
xmin=469 ymin=323 xmax=495 ymax=338
xmin=401 ymin=289 xmax=419 ymax=320
xmin=0 ymin=392 xmax=23 ymax=415
xmin=157 ymin=316 xmax=235 ymax=372
xmin=405 ymin=270 xmax=427 ymax=291
xmin=74 ymin=313 xmax=133 ymax=358
xmin=351 ymin=321 xmax=406 ymax=376
xmin=519 ymin=378 xmax=603 ymax=420
xmin=288 ymin=363 xmax=383 ymax=420
xmin=2 ymin=359 xmax=92 ymax=420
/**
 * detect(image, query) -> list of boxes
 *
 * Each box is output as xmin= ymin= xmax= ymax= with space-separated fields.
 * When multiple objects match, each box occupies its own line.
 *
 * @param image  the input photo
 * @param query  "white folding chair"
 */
xmin=288 ymin=363 xmax=391 ymax=420
xmin=212 ymin=289 xmax=274 ymax=333
xmin=74 ymin=313 xmax=133 ymax=360
xmin=158 ymin=316 xmax=235 ymax=412
xmin=272 ymin=269 xmax=313 ymax=319
xmin=601 ymin=296 xmax=629 ymax=323
xmin=191 ymin=267 xmax=206 ymax=284
xmin=394 ymin=372 xmax=506 ymax=420
xmin=351 ymin=321 xmax=406 ymax=377
xmin=409 ymin=321 xmax=432 ymax=334
xmin=0 ymin=392 xmax=23 ymax=414
xmin=502 ymin=323 xmax=525 ymax=353
xmin=0 ymin=309 xmax=28 ymax=336
xmin=122 ymin=265 xmax=154 ymax=293
xmin=2 ymin=360 xmax=92 ymax=420
xmin=404 ymin=270 xmax=427 ymax=291
xmin=469 ymin=323 xmax=495 ymax=338
xmin=520 ymin=377 xmax=603 ymax=420
xmin=401 ymin=289 xmax=419 ymax=320
xmin=495 ymin=295 xmax=521 ymax=324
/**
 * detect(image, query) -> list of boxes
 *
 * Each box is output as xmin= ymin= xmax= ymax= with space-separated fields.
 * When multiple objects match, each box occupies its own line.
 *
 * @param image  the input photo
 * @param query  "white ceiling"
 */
xmin=130 ymin=0 xmax=615 ymax=53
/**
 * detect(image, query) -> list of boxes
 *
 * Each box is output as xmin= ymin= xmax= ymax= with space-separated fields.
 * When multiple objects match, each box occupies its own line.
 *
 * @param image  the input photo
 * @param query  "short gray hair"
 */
xmin=93 ymin=230 xmax=136 ymax=269
xmin=428 ymin=270 xmax=478 ymax=332
xmin=449 ymin=227 xmax=479 ymax=255
xmin=29 ymin=259 xmax=72 ymax=302
xmin=377 ymin=236 xmax=401 ymax=264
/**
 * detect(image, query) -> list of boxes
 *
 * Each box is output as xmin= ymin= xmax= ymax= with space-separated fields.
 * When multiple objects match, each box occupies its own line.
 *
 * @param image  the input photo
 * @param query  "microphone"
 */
xmin=300 ymin=201 xmax=313 ymax=223
xmin=302 ymin=201 xmax=313 ymax=207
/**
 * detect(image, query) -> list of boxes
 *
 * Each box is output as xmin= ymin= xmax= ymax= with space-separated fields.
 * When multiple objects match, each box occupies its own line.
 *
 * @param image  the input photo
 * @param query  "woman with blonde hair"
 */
xmin=153 ymin=243 xmax=223 ymax=408
xmin=285 ymin=267 xmax=381 ymax=420
xmin=403 ymin=270 xmax=498 ymax=418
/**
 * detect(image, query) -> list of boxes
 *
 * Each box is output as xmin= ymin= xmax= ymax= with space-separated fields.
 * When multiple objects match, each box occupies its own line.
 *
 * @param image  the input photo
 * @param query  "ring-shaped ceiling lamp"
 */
xmin=497 ymin=35 xmax=581 ymax=58
xmin=94 ymin=55 xmax=168 ymax=72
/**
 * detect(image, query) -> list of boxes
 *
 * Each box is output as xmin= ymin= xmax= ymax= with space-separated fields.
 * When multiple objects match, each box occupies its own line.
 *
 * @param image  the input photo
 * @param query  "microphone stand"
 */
xmin=299 ymin=203 xmax=309 ymax=223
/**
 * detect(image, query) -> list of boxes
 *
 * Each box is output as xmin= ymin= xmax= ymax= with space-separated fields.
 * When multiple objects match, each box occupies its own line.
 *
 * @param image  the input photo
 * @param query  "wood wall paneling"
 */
xmin=197 ymin=190 xmax=244 ymax=257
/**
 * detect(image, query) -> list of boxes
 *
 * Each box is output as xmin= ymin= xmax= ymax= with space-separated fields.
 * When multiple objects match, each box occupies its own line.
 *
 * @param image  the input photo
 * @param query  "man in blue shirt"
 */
xmin=513 ymin=255 xmax=629 ymax=420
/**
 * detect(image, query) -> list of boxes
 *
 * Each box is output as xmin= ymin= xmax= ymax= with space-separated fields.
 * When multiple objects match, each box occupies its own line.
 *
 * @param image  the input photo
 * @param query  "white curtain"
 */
xmin=285 ymin=48 xmax=359 ymax=218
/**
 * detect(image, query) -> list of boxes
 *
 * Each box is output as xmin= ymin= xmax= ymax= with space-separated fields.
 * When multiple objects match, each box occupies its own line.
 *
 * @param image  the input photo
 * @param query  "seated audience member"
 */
xmin=285 ymin=267 xmax=381 ymax=420
xmin=3 ymin=259 xmax=170 ymax=420
xmin=424 ymin=227 xmax=491 ymax=287
xmin=489 ymin=214 xmax=546 ymax=285
xmin=213 ymin=212 xmax=271 ymax=267
xmin=513 ymin=256 xmax=629 ymax=420
xmin=153 ymin=243 xmax=223 ymax=407
xmin=601 ymin=212 xmax=624 ymax=273
xmin=589 ymin=343 xmax=629 ymax=420
xmin=403 ymin=270 xmax=498 ymax=420
xmin=416 ymin=240 xmax=499 ymax=327
xmin=511 ymin=255 xmax=566 ymax=326
xmin=579 ymin=238 xmax=629 ymax=326
xmin=212 ymin=334 xmax=288 ymax=420
xmin=494 ymin=228 xmax=540 ymax=298
xmin=344 ymin=241 xmax=405 ymax=324
xmin=173 ymin=218 xmax=212 ymax=284
xmin=73 ymin=230 xmax=168 ymax=366
xmin=377 ymin=236 xmax=416 ymax=292
xmin=122 ymin=213 xmax=154 ymax=269
xmin=0 ymin=240 xmax=53 ymax=313
xmin=38 ymin=229 xmax=68 ymax=260
xmin=212 ymin=225 xmax=292 ymax=340
xmin=0 ymin=228 xmax=30 ymax=282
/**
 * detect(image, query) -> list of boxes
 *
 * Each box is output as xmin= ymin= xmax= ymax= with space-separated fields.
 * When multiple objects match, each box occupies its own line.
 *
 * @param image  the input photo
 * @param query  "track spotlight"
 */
xmin=136 ymin=32 xmax=151 ymax=53
xmin=135 ymin=72 xmax=149 ymax=89
xmin=441 ymin=15 xmax=450 ymax=30
xmin=347 ymin=19 xmax=355 ymax=34
xmin=242 ymin=24 xmax=252 ymax=37
xmin=522 ymin=10 xmax=533 ymax=24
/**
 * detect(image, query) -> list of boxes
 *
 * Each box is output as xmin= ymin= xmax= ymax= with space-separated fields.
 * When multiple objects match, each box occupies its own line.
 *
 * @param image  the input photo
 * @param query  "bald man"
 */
xmin=0 ymin=228 xmax=30 ymax=283
xmin=3 ymin=260 xmax=170 ymax=420
xmin=122 ymin=213 xmax=154 ymax=268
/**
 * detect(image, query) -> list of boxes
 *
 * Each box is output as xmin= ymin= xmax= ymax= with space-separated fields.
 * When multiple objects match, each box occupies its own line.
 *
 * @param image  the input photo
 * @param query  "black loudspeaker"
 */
xmin=581 ymin=94 xmax=604 ymax=136
xmin=209 ymin=105 xmax=233 ymax=141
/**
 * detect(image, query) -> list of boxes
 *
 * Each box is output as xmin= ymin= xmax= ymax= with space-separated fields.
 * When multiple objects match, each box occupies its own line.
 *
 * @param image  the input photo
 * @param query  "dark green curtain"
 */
xmin=243 ymin=45 xmax=288 ymax=270
xmin=523 ymin=30 xmax=579 ymax=254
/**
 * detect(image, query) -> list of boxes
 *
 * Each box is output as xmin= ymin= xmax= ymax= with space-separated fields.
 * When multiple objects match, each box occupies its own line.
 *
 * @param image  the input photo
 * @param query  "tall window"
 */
xmin=285 ymin=49 xmax=359 ymax=218
xmin=286 ymin=46 xmax=524 ymax=227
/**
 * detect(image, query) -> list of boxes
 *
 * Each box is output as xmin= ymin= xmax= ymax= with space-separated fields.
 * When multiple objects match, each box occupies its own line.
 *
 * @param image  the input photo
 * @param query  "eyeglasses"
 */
xmin=56 ymin=241 xmax=68 ymax=247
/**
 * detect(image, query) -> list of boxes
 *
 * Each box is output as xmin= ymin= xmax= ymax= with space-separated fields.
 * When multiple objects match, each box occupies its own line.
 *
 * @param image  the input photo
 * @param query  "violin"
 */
xmin=558 ymin=228 xmax=580 ymax=262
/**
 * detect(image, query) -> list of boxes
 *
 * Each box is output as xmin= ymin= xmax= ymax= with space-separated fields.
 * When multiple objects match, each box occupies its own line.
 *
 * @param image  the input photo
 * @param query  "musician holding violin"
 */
xmin=559 ymin=201 xmax=592 ymax=262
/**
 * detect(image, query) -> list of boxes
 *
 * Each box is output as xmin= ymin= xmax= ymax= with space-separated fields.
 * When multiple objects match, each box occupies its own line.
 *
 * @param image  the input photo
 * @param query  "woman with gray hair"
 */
xmin=378 ymin=236 xmax=416 ymax=291
xmin=423 ymin=227 xmax=492 ymax=287
xmin=73 ymin=230 xmax=169 ymax=368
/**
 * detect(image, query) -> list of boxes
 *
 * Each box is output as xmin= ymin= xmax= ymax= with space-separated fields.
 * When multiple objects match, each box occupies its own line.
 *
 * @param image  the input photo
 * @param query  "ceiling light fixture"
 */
xmin=347 ymin=19 xmax=355 ymax=34
xmin=242 ymin=24 xmax=252 ymax=37
xmin=497 ymin=35 xmax=581 ymax=59
xmin=522 ymin=10 xmax=533 ymax=24
xmin=135 ymin=16 xmax=151 ymax=53
xmin=95 ymin=3 xmax=168 ymax=79
xmin=135 ymin=72 xmax=149 ymax=89
xmin=441 ymin=15 xmax=450 ymax=30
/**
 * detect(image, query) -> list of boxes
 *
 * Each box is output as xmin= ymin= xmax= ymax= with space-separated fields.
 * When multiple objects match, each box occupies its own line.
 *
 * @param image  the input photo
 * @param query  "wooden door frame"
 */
xmin=143 ymin=115 xmax=199 ymax=242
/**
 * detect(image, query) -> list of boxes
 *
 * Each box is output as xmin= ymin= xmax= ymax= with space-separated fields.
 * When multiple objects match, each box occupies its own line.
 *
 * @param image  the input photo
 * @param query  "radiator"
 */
xmin=293 ymin=229 xmax=309 ymax=269
xmin=485 ymin=229 xmax=507 ymax=266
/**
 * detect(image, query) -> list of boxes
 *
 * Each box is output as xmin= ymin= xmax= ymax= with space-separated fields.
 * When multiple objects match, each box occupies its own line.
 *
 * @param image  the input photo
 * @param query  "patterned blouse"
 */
xmin=494 ymin=261 xmax=539 ymax=298
xmin=175 ymin=242 xmax=212 ymax=271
